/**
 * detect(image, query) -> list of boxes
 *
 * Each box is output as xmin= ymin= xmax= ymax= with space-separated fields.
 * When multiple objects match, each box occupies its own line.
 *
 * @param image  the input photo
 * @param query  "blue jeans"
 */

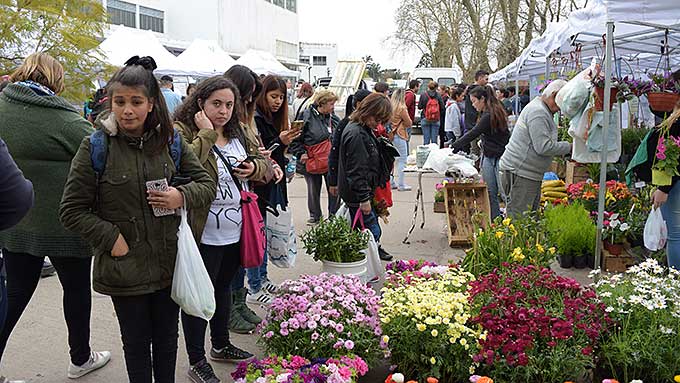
xmin=421 ymin=121 xmax=439 ymax=145
xmin=481 ymin=156 xmax=502 ymax=220
xmin=661 ymin=182 xmax=680 ymax=270
xmin=0 ymin=257 xmax=6 ymax=333
xmin=230 ymin=253 xmax=268 ymax=293
xmin=348 ymin=207 xmax=381 ymax=243
xmin=393 ymin=135 xmax=409 ymax=188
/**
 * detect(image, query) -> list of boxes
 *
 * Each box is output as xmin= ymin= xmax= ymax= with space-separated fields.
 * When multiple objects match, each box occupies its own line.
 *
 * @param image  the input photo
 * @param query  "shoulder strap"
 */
xmin=89 ymin=130 xmax=108 ymax=178
xmin=169 ymin=129 xmax=182 ymax=171
xmin=294 ymin=96 xmax=312 ymax=121
xmin=212 ymin=144 xmax=244 ymax=193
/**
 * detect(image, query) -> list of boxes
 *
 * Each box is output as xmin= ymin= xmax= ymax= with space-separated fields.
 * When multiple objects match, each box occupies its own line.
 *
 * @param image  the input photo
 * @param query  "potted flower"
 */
xmin=647 ymin=71 xmax=680 ymax=114
xmin=651 ymin=131 xmax=680 ymax=186
xmin=602 ymin=212 xmax=630 ymax=255
xmin=258 ymin=273 xmax=385 ymax=366
xmin=434 ymin=181 xmax=447 ymax=213
xmin=231 ymin=355 xmax=369 ymax=383
xmin=591 ymin=76 xmax=623 ymax=111
xmin=301 ymin=215 xmax=370 ymax=277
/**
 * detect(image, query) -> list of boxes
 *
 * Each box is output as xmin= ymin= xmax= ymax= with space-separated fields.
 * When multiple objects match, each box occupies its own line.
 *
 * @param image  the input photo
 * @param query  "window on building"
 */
xmin=300 ymin=55 xmax=310 ymax=64
xmin=273 ymin=0 xmax=285 ymax=8
xmin=139 ymin=6 xmax=164 ymax=33
xmin=276 ymin=40 xmax=298 ymax=60
xmin=107 ymin=0 xmax=136 ymax=28
xmin=286 ymin=0 xmax=297 ymax=12
xmin=313 ymin=56 xmax=327 ymax=66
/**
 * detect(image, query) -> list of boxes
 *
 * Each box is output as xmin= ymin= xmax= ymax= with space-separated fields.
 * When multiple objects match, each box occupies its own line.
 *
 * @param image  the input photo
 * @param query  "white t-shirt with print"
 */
xmin=200 ymin=139 xmax=248 ymax=246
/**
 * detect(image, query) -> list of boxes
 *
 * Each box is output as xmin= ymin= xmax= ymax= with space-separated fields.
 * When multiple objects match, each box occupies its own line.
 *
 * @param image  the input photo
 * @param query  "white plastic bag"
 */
xmin=644 ymin=208 xmax=668 ymax=251
xmin=362 ymin=229 xmax=383 ymax=284
xmin=335 ymin=202 xmax=351 ymax=223
xmin=266 ymin=206 xmax=297 ymax=268
xmin=556 ymin=66 xmax=593 ymax=118
xmin=171 ymin=208 xmax=215 ymax=321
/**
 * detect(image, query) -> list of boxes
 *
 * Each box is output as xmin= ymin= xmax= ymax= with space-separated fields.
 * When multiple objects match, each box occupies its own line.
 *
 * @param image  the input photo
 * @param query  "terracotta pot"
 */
xmin=647 ymin=92 xmax=680 ymax=113
xmin=594 ymin=86 xmax=618 ymax=111
xmin=652 ymin=169 xmax=673 ymax=186
xmin=605 ymin=241 xmax=624 ymax=256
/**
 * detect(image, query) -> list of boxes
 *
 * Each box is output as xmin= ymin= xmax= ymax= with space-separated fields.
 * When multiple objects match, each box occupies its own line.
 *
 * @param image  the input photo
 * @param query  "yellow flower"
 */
xmin=536 ymin=243 xmax=544 ymax=253
xmin=449 ymin=337 xmax=456 ymax=344
xmin=495 ymin=231 xmax=504 ymax=239
xmin=459 ymin=338 xmax=468 ymax=346
xmin=431 ymin=329 xmax=438 ymax=337
xmin=674 ymin=375 xmax=680 ymax=383
xmin=548 ymin=247 xmax=556 ymax=254
xmin=430 ymin=357 xmax=437 ymax=365
xmin=417 ymin=323 xmax=426 ymax=332
xmin=382 ymin=335 xmax=389 ymax=344
xmin=512 ymin=247 xmax=525 ymax=261
xmin=502 ymin=217 xmax=511 ymax=226
xmin=509 ymin=224 xmax=517 ymax=235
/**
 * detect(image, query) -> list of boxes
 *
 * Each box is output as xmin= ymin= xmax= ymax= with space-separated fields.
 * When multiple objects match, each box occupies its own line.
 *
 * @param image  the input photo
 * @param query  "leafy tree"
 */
xmin=0 ymin=0 xmax=110 ymax=101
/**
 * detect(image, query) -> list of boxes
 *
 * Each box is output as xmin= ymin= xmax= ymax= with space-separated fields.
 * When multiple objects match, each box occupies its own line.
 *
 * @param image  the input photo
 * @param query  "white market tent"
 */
xmin=491 ymin=0 xmax=680 ymax=271
xmin=98 ymin=26 xmax=181 ymax=73
xmin=235 ymin=49 xmax=299 ymax=78
xmin=156 ymin=39 xmax=236 ymax=77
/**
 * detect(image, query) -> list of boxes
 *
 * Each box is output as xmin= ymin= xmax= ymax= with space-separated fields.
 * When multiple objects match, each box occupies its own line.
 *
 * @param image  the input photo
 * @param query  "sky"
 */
xmin=297 ymin=0 xmax=421 ymax=72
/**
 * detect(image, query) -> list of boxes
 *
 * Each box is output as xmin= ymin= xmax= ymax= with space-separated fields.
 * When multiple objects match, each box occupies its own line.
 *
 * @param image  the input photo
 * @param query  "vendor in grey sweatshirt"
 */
xmin=498 ymin=79 xmax=571 ymax=216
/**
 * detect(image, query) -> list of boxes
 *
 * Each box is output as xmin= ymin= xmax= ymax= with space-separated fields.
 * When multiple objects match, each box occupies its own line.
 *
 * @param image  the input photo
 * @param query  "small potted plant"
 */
xmin=434 ymin=182 xmax=446 ymax=213
xmin=545 ymin=203 xmax=597 ymax=269
xmin=591 ymin=76 xmax=622 ymax=112
xmin=602 ymin=212 xmax=630 ymax=255
xmin=301 ymin=215 xmax=370 ymax=278
xmin=651 ymin=130 xmax=680 ymax=186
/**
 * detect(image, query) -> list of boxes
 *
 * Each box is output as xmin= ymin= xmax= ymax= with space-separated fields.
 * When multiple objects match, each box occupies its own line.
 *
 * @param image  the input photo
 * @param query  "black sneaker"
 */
xmin=40 ymin=261 xmax=56 ymax=278
xmin=378 ymin=246 xmax=393 ymax=261
xmin=209 ymin=344 xmax=254 ymax=362
xmin=188 ymin=359 xmax=220 ymax=383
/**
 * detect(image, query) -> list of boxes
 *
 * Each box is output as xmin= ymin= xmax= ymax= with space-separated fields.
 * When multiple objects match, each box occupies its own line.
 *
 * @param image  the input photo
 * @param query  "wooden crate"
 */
xmin=549 ymin=160 xmax=567 ymax=179
xmin=603 ymin=249 xmax=636 ymax=273
xmin=433 ymin=201 xmax=446 ymax=213
xmin=565 ymin=161 xmax=589 ymax=185
xmin=444 ymin=183 xmax=490 ymax=247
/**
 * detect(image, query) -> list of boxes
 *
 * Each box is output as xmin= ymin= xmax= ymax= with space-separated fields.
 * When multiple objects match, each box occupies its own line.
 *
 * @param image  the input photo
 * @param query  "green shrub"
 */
xmin=544 ymin=203 xmax=596 ymax=257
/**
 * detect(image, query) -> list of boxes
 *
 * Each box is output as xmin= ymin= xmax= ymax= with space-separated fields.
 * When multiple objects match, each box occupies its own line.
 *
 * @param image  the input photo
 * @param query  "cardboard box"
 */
xmin=603 ymin=249 xmax=636 ymax=272
xmin=444 ymin=183 xmax=490 ymax=247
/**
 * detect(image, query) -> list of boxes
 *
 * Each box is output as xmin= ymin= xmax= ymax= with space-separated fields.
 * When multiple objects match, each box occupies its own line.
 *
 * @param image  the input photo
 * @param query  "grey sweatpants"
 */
xmin=499 ymin=170 xmax=542 ymax=217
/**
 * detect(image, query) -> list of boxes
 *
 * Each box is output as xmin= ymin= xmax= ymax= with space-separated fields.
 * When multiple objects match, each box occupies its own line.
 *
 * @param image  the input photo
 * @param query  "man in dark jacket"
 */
xmin=0 ymin=138 xmax=33 ymax=349
xmin=418 ymin=81 xmax=445 ymax=145
xmin=463 ymin=70 xmax=489 ymax=156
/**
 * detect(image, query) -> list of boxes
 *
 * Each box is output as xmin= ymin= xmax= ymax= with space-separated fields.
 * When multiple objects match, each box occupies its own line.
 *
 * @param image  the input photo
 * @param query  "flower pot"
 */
xmin=652 ymin=169 xmax=673 ymax=186
xmin=558 ymin=254 xmax=573 ymax=269
xmin=594 ymin=86 xmax=618 ymax=111
xmin=321 ymin=257 xmax=368 ymax=282
xmin=573 ymin=255 xmax=588 ymax=269
xmin=647 ymin=92 xmax=680 ymax=113
xmin=627 ymin=235 xmax=643 ymax=248
xmin=433 ymin=201 xmax=446 ymax=213
xmin=587 ymin=253 xmax=596 ymax=269
xmin=604 ymin=241 xmax=624 ymax=256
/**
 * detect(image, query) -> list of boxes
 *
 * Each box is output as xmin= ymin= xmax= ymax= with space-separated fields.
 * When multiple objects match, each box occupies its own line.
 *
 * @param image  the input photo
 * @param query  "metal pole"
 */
xmin=595 ymin=21 xmax=615 ymax=272
xmin=515 ymin=78 xmax=520 ymax=114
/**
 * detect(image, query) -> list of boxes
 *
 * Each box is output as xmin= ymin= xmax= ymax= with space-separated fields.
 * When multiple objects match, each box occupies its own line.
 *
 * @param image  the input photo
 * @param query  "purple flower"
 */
xmin=344 ymin=340 xmax=355 ymax=350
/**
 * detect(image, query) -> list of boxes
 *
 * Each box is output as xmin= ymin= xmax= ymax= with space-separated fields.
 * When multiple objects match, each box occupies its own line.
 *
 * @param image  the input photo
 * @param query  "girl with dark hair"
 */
xmin=60 ymin=56 xmax=216 ymax=383
xmin=451 ymin=85 xmax=510 ymax=219
xmin=174 ymin=75 xmax=268 ymax=382
xmin=0 ymin=52 xmax=110 ymax=380
xmin=242 ymin=75 xmax=300 ymax=306
xmin=224 ymin=65 xmax=262 ymax=126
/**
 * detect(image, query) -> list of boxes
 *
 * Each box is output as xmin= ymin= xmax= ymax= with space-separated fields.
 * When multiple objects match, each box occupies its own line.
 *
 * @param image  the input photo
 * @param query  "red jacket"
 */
xmin=405 ymin=89 xmax=416 ymax=122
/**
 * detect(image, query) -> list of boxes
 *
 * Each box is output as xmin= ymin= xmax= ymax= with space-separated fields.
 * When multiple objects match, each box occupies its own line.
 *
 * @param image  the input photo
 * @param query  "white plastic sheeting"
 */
xmin=98 ymin=26 xmax=180 ymax=72
xmin=490 ymin=0 xmax=680 ymax=82
xmin=235 ymin=49 xmax=299 ymax=77
xmin=157 ymin=39 xmax=236 ymax=77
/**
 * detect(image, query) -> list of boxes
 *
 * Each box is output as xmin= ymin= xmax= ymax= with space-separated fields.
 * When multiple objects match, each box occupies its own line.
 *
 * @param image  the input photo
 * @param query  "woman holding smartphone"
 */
xmin=174 ymin=76 xmax=268 ymax=382
xmin=60 ymin=56 xmax=216 ymax=382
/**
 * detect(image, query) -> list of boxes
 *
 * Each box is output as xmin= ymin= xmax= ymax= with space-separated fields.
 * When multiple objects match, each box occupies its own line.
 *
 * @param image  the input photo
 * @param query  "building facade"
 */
xmin=102 ymin=0 xmax=300 ymax=66
xmin=299 ymin=42 xmax=338 ymax=83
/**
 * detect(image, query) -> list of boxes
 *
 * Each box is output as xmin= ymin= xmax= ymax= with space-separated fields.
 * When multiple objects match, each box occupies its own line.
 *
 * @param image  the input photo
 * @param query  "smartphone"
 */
xmin=237 ymin=156 xmax=255 ymax=169
xmin=267 ymin=142 xmax=281 ymax=152
xmin=145 ymin=178 xmax=174 ymax=217
xmin=290 ymin=120 xmax=304 ymax=131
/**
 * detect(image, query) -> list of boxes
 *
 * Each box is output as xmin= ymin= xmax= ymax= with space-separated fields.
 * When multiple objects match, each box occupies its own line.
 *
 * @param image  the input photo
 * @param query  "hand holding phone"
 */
xmin=267 ymin=142 xmax=281 ymax=152
xmin=146 ymin=179 xmax=175 ymax=217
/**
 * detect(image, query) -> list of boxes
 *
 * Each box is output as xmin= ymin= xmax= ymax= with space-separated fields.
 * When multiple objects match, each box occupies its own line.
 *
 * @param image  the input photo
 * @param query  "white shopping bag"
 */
xmin=363 ymin=230 xmax=383 ymax=284
xmin=644 ymin=207 xmax=668 ymax=251
xmin=266 ymin=206 xmax=297 ymax=268
xmin=171 ymin=208 xmax=215 ymax=321
xmin=335 ymin=202 xmax=351 ymax=224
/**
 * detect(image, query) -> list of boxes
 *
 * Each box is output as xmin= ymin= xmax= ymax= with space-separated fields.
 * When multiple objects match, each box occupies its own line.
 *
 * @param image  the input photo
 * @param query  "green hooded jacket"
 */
xmin=59 ymin=112 xmax=216 ymax=296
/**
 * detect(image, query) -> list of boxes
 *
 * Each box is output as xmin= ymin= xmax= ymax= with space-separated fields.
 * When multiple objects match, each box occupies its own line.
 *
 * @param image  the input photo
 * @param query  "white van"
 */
xmin=409 ymin=67 xmax=463 ymax=126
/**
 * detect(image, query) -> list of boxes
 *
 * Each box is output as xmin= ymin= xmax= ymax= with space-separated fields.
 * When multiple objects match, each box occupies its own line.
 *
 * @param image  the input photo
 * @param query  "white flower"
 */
xmin=619 ymin=223 xmax=630 ymax=231
xmin=631 ymin=379 xmax=643 ymax=383
xmin=610 ymin=219 xmax=620 ymax=228
xmin=611 ymin=213 xmax=620 ymax=220
xmin=659 ymin=325 xmax=675 ymax=335
xmin=600 ymin=291 xmax=612 ymax=298
xmin=391 ymin=373 xmax=405 ymax=383
xmin=605 ymin=306 xmax=614 ymax=313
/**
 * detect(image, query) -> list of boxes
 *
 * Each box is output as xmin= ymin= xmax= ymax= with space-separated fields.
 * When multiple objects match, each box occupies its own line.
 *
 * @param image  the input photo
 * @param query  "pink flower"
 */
xmin=344 ymin=340 xmax=354 ymax=350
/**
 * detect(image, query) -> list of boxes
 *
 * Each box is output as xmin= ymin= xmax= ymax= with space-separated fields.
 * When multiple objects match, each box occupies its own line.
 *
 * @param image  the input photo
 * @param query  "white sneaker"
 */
xmin=246 ymin=290 xmax=272 ymax=305
xmin=67 ymin=351 xmax=111 ymax=379
xmin=261 ymin=279 xmax=279 ymax=295
xmin=0 ymin=376 xmax=26 ymax=383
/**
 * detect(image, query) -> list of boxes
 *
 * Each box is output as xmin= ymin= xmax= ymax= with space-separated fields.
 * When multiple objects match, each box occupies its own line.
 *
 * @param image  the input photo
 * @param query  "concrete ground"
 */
xmin=0 ymin=138 xmax=591 ymax=382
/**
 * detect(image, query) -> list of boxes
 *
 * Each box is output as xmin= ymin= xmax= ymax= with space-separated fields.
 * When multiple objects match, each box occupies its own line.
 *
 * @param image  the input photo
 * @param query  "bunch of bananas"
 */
xmin=540 ymin=180 xmax=568 ymax=203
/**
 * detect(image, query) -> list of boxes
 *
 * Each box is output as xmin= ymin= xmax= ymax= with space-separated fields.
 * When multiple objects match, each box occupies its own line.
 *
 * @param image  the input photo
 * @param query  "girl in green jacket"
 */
xmin=60 ymin=56 xmax=215 ymax=383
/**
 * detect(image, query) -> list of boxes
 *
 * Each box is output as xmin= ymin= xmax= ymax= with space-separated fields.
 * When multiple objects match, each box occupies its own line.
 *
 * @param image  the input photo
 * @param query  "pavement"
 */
xmin=0 ymin=137 xmax=592 ymax=382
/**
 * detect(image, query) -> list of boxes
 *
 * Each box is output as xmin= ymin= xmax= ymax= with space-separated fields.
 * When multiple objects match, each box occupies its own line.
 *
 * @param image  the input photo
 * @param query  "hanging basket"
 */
xmin=594 ymin=86 xmax=618 ymax=111
xmin=647 ymin=92 xmax=680 ymax=113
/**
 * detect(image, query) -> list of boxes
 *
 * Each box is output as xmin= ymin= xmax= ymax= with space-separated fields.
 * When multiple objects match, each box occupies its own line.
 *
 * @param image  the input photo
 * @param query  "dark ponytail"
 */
xmin=469 ymin=85 xmax=508 ymax=133
xmin=106 ymin=55 xmax=174 ymax=154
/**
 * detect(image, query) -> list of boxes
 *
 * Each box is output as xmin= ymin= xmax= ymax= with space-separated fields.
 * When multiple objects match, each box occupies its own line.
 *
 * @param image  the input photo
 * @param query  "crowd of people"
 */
xmin=1 ymin=51 xmax=678 ymax=383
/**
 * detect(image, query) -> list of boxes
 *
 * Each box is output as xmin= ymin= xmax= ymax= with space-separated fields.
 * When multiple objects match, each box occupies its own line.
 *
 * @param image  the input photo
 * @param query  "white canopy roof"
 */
xmin=235 ymin=49 xmax=299 ymax=78
xmin=156 ymin=39 xmax=236 ymax=77
xmin=490 ymin=0 xmax=680 ymax=81
xmin=98 ymin=26 xmax=179 ymax=72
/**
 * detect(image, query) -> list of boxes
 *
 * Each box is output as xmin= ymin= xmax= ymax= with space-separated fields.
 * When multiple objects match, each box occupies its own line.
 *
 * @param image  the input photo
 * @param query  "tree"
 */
xmin=416 ymin=53 xmax=432 ymax=68
xmin=0 ymin=0 xmax=110 ymax=101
